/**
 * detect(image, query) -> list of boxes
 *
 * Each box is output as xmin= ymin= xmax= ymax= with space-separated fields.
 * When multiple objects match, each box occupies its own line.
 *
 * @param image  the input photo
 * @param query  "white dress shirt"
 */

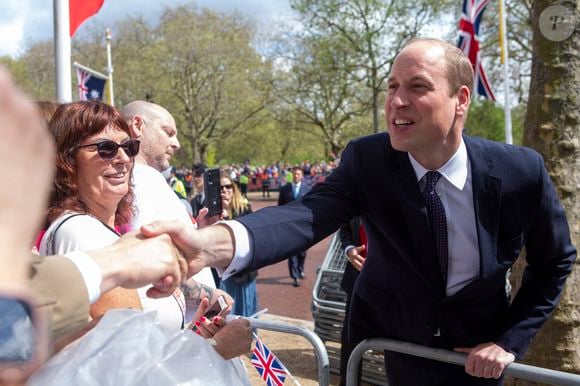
xmin=408 ymin=139 xmax=480 ymax=296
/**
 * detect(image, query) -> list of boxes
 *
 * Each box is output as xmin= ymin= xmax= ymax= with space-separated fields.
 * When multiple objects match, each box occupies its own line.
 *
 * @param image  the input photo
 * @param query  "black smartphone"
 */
xmin=204 ymin=295 xmax=228 ymax=318
xmin=204 ymin=168 xmax=222 ymax=217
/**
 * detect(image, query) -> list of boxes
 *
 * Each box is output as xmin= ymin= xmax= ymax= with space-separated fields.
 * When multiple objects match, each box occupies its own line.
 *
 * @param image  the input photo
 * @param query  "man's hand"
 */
xmin=212 ymin=318 xmax=252 ymax=360
xmin=346 ymin=245 xmax=366 ymax=272
xmin=455 ymin=342 xmax=515 ymax=379
xmin=88 ymin=231 xmax=188 ymax=297
xmin=140 ymin=220 xmax=235 ymax=277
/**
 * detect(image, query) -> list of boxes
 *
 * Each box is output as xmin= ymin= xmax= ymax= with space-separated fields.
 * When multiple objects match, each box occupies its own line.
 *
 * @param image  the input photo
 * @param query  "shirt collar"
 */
xmin=407 ymin=139 xmax=468 ymax=190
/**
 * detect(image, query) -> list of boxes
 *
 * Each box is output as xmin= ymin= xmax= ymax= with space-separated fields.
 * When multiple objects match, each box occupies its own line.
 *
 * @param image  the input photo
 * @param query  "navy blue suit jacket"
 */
xmin=238 ymin=133 xmax=576 ymax=358
xmin=277 ymin=181 xmax=310 ymax=206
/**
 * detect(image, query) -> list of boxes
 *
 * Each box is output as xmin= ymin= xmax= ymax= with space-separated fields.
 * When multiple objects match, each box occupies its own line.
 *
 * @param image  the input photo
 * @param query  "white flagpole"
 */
xmin=72 ymin=62 xmax=108 ymax=79
xmin=54 ymin=0 xmax=72 ymax=102
xmin=105 ymin=28 xmax=115 ymax=107
xmin=499 ymin=0 xmax=512 ymax=144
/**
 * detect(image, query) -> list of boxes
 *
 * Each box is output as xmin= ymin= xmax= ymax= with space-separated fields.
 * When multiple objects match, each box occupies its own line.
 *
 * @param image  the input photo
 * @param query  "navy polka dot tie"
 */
xmin=422 ymin=171 xmax=448 ymax=283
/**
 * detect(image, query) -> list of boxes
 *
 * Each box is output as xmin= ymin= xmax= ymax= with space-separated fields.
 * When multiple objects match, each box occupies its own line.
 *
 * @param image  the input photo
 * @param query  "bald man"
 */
xmin=121 ymin=101 xmax=231 ymax=322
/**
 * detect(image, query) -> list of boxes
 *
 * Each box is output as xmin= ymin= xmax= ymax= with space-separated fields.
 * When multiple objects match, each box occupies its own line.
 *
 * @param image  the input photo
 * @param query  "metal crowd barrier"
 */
xmin=346 ymin=338 xmax=580 ymax=386
xmin=245 ymin=317 xmax=331 ymax=386
xmin=312 ymin=232 xmax=388 ymax=385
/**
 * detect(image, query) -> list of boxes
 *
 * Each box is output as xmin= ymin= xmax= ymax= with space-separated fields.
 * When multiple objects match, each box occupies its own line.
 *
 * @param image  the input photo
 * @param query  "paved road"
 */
xmin=247 ymin=192 xmax=332 ymax=321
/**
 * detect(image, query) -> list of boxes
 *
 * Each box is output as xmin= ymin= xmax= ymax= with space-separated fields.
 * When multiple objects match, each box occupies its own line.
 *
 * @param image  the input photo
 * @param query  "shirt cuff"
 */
xmin=215 ymin=220 xmax=252 ymax=280
xmin=63 ymin=250 xmax=102 ymax=304
xmin=344 ymin=245 xmax=355 ymax=258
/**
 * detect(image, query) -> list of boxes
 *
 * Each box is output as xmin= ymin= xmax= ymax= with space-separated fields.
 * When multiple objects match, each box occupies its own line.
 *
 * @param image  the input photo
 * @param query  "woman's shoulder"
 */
xmin=41 ymin=212 xmax=118 ymax=255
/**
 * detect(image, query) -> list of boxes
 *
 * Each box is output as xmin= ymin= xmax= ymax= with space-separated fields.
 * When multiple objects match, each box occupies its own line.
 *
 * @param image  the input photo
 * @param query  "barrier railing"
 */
xmin=244 ymin=317 xmax=331 ymax=386
xmin=346 ymin=338 xmax=580 ymax=386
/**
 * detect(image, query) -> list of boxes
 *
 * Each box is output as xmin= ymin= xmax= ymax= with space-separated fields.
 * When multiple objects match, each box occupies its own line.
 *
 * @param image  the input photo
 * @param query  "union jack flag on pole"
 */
xmin=457 ymin=0 xmax=496 ymax=101
xmin=74 ymin=62 xmax=108 ymax=102
xmin=250 ymin=337 xmax=290 ymax=386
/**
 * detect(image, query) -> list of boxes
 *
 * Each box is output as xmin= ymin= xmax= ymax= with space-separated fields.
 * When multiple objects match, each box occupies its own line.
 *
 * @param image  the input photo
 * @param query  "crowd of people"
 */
xmin=0 ymin=37 xmax=576 ymax=386
xmin=172 ymin=159 xmax=336 ymax=200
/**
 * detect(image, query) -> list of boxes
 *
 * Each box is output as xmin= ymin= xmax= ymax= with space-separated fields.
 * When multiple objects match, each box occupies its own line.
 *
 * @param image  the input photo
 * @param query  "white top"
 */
xmin=408 ymin=139 xmax=480 ymax=296
xmin=40 ymin=213 xmax=116 ymax=304
xmin=131 ymin=163 xmax=216 ymax=320
xmin=40 ymin=212 xmax=186 ymax=331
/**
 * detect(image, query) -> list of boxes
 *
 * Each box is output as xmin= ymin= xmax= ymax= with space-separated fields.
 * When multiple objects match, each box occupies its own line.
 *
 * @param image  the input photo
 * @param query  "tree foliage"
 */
xmin=154 ymin=6 xmax=273 ymax=163
xmin=273 ymin=34 xmax=371 ymax=155
xmin=291 ymin=0 xmax=455 ymax=133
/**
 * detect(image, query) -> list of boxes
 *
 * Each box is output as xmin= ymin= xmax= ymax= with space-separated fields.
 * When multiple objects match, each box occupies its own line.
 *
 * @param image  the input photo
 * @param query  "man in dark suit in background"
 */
xmin=145 ymin=38 xmax=576 ymax=385
xmin=277 ymin=166 xmax=311 ymax=286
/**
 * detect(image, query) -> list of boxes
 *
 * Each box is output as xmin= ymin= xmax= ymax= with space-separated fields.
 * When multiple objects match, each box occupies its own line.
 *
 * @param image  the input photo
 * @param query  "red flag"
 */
xmin=69 ymin=0 xmax=104 ymax=37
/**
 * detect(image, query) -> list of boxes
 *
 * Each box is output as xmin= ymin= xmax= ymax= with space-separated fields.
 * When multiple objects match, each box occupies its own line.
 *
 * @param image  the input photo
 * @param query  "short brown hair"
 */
xmin=46 ymin=101 xmax=134 ymax=226
xmin=405 ymin=38 xmax=474 ymax=96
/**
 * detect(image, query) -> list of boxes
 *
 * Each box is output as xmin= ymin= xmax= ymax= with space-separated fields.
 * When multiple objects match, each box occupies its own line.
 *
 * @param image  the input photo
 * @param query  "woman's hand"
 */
xmin=190 ymin=297 xmax=226 ymax=338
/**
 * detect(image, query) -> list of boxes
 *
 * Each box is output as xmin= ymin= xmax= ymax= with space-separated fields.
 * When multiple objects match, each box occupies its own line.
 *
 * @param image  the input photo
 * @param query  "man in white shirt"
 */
xmin=121 ymin=101 xmax=230 ymax=319
xmin=141 ymin=38 xmax=576 ymax=385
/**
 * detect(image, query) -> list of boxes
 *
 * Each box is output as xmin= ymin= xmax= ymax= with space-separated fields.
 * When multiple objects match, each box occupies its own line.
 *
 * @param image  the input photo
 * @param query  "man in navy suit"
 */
xmin=278 ymin=167 xmax=311 ymax=286
xmin=144 ymin=38 xmax=576 ymax=385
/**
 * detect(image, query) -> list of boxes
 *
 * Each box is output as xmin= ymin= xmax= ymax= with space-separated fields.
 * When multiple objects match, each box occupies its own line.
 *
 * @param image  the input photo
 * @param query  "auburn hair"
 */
xmin=46 ymin=101 xmax=134 ymax=227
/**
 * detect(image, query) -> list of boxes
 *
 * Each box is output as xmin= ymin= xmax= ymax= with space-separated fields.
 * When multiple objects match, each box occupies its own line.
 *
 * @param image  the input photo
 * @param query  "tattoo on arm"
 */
xmin=181 ymin=279 xmax=215 ymax=306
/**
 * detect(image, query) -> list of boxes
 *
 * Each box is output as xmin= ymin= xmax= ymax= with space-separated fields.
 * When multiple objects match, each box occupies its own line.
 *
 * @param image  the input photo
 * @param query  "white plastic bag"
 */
xmin=29 ymin=309 xmax=250 ymax=386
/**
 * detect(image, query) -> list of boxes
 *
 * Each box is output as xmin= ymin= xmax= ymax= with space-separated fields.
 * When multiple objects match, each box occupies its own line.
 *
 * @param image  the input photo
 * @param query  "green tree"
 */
xmin=154 ymin=5 xmax=272 ymax=163
xmin=465 ymin=99 xmax=524 ymax=144
xmin=274 ymin=34 xmax=370 ymax=155
xmin=291 ymin=0 xmax=454 ymax=133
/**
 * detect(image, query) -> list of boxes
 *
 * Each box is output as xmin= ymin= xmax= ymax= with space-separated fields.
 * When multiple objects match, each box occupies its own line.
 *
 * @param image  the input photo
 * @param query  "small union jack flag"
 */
xmin=457 ymin=0 xmax=496 ymax=101
xmin=76 ymin=67 xmax=107 ymax=102
xmin=250 ymin=337 xmax=289 ymax=386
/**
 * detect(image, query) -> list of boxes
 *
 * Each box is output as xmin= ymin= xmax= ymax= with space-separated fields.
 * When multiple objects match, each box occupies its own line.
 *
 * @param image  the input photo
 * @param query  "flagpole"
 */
xmin=54 ymin=0 xmax=72 ymax=102
xmin=499 ymin=0 xmax=512 ymax=144
xmin=72 ymin=62 xmax=108 ymax=79
xmin=105 ymin=28 xmax=115 ymax=107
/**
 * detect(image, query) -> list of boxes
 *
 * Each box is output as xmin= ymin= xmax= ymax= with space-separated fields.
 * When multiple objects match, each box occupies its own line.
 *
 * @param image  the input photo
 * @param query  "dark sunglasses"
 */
xmin=221 ymin=184 xmax=233 ymax=190
xmin=77 ymin=139 xmax=140 ymax=160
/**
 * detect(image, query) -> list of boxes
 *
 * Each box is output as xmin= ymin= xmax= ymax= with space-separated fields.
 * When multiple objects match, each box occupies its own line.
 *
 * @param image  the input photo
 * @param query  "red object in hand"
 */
xmin=358 ymin=225 xmax=368 ymax=258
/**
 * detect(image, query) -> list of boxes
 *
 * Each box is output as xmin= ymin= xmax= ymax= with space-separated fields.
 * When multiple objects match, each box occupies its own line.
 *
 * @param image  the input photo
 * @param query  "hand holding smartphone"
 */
xmin=203 ymin=295 xmax=228 ymax=318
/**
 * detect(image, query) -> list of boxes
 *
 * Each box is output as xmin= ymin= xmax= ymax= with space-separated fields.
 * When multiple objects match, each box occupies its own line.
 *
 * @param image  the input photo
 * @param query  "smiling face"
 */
xmin=385 ymin=41 xmax=470 ymax=169
xmin=75 ymin=125 xmax=134 ymax=214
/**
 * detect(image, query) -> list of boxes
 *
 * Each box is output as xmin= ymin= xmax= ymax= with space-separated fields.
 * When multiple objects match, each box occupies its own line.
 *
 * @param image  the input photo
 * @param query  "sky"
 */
xmin=0 ymin=0 xmax=294 ymax=57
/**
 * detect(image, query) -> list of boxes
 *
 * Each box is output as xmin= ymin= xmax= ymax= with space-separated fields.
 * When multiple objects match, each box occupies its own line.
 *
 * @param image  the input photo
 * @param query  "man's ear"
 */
xmin=455 ymin=85 xmax=471 ymax=118
xmin=129 ymin=115 xmax=144 ymax=139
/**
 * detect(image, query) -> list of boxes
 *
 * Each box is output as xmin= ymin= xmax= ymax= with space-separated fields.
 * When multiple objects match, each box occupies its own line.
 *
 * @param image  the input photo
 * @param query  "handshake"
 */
xmin=89 ymin=219 xmax=236 ymax=299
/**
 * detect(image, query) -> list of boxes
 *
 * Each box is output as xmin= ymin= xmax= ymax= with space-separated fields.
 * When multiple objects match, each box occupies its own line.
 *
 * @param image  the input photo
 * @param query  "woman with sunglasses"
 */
xmin=39 ymin=101 xmax=145 ymax=319
xmin=218 ymin=172 xmax=259 ymax=317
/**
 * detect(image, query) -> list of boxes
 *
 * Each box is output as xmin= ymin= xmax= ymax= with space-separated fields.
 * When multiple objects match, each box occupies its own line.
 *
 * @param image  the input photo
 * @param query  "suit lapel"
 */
xmin=390 ymin=151 xmax=445 ymax=295
xmin=465 ymin=136 xmax=501 ymax=278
